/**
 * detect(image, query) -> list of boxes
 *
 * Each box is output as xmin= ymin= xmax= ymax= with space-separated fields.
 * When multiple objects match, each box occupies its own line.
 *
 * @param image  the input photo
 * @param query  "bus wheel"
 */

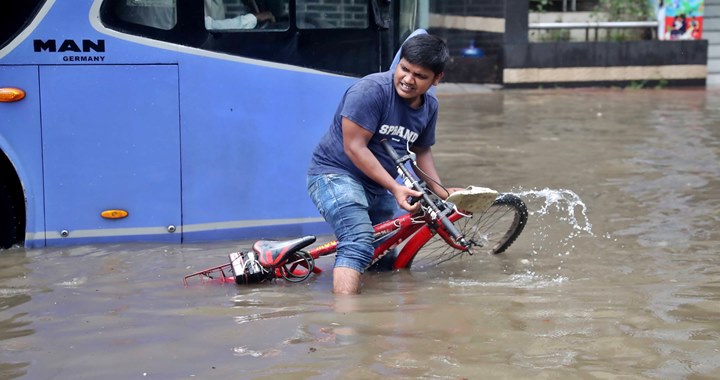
xmin=0 ymin=181 xmax=20 ymax=249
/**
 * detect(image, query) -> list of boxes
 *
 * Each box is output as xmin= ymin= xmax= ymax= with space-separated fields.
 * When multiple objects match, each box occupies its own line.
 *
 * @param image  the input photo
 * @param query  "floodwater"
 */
xmin=2 ymin=87 xmax=720 ymax=379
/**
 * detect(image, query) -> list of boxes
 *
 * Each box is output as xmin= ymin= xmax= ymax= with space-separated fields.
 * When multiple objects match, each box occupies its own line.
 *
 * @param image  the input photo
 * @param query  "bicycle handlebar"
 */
xmin=380 ymin=139 xmax=469 ymax=248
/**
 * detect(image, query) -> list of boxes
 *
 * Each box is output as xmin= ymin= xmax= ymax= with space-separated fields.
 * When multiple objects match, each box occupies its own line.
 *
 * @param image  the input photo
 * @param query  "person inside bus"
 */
xmin=204 ymin=0 xmax=276 ymax=30
xmin=307 ymin=33 xmax=462 ymax=295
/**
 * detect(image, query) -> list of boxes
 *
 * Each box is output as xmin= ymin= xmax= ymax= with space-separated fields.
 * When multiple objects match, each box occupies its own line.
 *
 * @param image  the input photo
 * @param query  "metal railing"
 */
xmin=529 ymin=21 xmax=659 ymax=41
xmin=533 ymin=0 xmax=579 ymax=12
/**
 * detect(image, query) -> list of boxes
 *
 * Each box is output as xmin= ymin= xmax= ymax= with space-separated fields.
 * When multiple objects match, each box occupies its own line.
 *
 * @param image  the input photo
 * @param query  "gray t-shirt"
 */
xmin=308 ymin=70 xmax=439 ymax=194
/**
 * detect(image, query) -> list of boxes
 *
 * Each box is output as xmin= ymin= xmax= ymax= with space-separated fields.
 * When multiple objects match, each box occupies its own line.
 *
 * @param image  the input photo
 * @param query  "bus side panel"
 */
xmin=0 ymin=66 xmax=46 ymax=247
xmin=39 ymin=64 xmax=182 ymax=245
xmin=178 ymin=56 xmax=355 ymax=241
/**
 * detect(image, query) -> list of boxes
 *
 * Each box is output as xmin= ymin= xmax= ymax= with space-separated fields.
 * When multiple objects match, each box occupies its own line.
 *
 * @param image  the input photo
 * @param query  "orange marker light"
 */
xmin=0 ymin=88 xmax=26 ymax=102
xmin=101 ymin=209 xmax=129 ymax=219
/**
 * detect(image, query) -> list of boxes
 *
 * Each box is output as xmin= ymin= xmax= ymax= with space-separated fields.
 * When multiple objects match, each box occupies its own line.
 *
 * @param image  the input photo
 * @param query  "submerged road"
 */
xmin=1 ymin=87 xmax=719 ymax=379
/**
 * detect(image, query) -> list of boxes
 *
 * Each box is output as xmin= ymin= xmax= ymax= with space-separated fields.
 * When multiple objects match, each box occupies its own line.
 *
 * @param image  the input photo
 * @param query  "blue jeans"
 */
xmin=307 ymin=174 xmax=397 ymax=273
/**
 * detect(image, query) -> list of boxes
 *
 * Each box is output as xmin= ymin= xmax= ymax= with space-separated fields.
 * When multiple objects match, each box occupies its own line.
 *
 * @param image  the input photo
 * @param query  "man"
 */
xmin=204 ymin=0 xmax=276 ymax=30
xmin=307 ymin=33 xmax=461 ymax=294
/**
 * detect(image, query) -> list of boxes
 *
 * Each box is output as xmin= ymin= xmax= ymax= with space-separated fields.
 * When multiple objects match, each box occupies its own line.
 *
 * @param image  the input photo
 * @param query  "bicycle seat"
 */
xmin=253 ymin=235 xmax=317 ymax=268
xmin=446 ymin=186 xmax=499 ymax=212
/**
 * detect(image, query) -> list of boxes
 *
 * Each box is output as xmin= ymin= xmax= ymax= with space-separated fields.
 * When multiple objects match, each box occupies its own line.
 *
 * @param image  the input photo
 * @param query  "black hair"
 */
xmin=400 ymin=34 xmax=450 ymax=75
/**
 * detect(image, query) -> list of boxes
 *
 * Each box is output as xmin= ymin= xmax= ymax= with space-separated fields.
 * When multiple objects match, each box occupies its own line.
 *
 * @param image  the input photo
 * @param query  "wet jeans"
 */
xmin=307 ymin=174 xmax=397 ymax=273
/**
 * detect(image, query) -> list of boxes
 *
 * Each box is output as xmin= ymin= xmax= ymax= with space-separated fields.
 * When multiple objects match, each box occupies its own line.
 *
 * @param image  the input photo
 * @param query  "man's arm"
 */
xmin=411 ymin=146 xmax=462 ymax=200
xmin=205 ymin=13 xmax=258 ymax=29
xmin=342 ymin=117 xmax=421 ymax=212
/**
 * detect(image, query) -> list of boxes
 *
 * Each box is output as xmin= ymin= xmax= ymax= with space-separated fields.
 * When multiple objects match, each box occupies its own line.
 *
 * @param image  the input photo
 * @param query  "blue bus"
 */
xmin=0 ymin=0 xmax=423 ymax=248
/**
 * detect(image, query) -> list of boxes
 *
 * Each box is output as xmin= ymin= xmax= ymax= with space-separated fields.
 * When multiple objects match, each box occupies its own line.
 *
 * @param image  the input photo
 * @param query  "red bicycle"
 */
xmin=184 ymin=140 xmax=528 ymax=286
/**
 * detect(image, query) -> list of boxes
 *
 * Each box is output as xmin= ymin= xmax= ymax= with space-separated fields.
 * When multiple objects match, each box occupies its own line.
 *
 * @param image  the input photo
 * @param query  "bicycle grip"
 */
xmin=381 ymin=139 xmax=423 ymax=206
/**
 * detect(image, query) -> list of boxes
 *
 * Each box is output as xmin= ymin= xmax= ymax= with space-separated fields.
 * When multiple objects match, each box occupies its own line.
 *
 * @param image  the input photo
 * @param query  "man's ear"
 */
xmin=433 ymin=72 xmax=445 ymax=86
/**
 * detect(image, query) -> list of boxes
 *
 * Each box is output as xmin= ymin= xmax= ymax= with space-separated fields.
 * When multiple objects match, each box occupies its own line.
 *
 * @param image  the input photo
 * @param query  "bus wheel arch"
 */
xmin=0 ymin=150 xmax=26 ymax=249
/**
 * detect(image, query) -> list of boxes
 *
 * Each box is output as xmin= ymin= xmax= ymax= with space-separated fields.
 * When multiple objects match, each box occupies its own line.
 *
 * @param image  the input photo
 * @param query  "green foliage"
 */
xmin=607 ymin=30 xmax=629 ymax=41
xmin=626 ymin=80 xmax=668 ymax=90
xmin=627 ymin=80 xmax=647 ymax=89
xmin=594 ymin=0 xmax=653 ymax=21
xmin=539 ymin=28 xmax=571 ymax=41
xmin=590 ymin=0 xmax=654 ymax=41
xmin=532 ymin=0 xmax=554 ymax=12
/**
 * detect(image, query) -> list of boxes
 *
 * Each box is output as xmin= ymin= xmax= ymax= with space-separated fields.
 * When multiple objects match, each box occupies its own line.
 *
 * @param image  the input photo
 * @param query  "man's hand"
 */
xmin=442 ymin=187 xmax=466 ymax=200
xmin=391 ymin=185 xmax=423 ymax=212
xmin=255 ymin=11 xmax=275 ymax=23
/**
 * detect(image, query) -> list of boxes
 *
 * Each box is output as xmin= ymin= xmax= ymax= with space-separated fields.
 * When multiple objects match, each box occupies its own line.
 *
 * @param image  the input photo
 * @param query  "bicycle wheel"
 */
xmin=406 ymin=193 xmax=528 ymax=269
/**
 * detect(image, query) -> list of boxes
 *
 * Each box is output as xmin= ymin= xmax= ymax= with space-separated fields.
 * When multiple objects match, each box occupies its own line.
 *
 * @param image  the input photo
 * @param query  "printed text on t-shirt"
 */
xmin=378 ymin=124 xmax=419 ymax=143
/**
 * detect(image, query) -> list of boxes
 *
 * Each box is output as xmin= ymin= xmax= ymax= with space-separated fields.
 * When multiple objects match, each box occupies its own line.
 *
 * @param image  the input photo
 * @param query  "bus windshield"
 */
xmin=0 ymin=1 xmax=47 ymax=50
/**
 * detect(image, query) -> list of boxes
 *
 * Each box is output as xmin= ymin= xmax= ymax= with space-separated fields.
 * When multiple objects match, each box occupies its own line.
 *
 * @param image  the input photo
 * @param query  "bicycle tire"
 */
xmin=406 ymin=193 xmax=528 ymax=269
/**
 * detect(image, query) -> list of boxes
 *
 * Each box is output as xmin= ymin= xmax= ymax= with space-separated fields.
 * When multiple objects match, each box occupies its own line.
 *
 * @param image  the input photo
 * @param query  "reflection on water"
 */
xmin=1 ymin=88 xmax=720 ymax=379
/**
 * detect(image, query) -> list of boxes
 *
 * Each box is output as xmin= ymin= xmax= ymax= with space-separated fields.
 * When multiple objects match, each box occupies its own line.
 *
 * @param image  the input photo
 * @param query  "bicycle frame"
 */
xmin=183 ymin=172 xmax=529 ymax=286
xmin=182 ymin=194 xmax=469 ymax=287
xmin=307 ymin=207 xmax=466 ymax=272
xmin=182 ymin=139 xmax=485 ymax=286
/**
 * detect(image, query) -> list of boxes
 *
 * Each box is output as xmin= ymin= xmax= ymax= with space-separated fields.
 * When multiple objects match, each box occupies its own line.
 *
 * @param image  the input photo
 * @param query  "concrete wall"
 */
xmin=504 ymin=40 xmax=707 ymax=87
xmin=428 ymin=0 xmax=708 ymax=87
xmin=504 ymin=0 xmax=707 ymax=88
xmin=706 ymin=0 xmax=720 ymax=85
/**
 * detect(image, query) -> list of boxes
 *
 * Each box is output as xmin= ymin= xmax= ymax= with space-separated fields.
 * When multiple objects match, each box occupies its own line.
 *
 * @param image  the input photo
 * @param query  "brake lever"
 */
xmin=381 ymin=139 xmax=469 ymax=248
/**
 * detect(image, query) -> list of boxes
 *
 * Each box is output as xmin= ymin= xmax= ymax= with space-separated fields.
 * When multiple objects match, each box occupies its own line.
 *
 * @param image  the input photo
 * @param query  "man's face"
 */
xmin=393 ymin=58 xmax=443 ymax=107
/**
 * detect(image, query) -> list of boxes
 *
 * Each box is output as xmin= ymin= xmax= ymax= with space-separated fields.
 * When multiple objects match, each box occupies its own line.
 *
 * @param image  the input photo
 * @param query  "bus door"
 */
xmin=39 ymin=65 xmax=182 ymax=244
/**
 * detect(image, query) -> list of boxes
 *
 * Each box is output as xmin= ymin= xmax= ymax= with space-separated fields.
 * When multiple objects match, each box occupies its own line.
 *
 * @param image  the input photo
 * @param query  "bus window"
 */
xmin=102 ymin=0 xmax=386 ymax=76
xmin=296 ymin=0 xmax=369 ymax=30
xmin=204 ymin=0 xmax=289 ymax=31
xmin=114 ymin=0 xmax=177 ymax=30
xmin=397 ymin=0 xmax=419 ymax=42
xmin=0 ymin=1 xmax=46 ymax=49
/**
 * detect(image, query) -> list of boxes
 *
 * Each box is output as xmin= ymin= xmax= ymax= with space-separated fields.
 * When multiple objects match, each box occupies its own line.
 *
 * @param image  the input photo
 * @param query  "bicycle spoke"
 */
xmin=407 ymin=194 xmax=528 ymax=270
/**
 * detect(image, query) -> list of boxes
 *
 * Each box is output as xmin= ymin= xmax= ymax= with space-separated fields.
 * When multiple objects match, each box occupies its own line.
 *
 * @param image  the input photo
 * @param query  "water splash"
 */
xmin=506 ymin=188 xmax=594 ymax=278
xmin=514 ymin=187 xmax=594 ymax=237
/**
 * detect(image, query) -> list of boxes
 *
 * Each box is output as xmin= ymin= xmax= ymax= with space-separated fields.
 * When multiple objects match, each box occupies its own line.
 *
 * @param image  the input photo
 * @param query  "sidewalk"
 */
xmin=435 ymin=82 xmax=502 ymax=94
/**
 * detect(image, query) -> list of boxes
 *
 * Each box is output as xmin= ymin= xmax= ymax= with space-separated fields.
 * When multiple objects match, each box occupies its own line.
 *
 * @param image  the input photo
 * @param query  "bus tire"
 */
xmin=0 ymin=181 xmax=20 ymax=249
